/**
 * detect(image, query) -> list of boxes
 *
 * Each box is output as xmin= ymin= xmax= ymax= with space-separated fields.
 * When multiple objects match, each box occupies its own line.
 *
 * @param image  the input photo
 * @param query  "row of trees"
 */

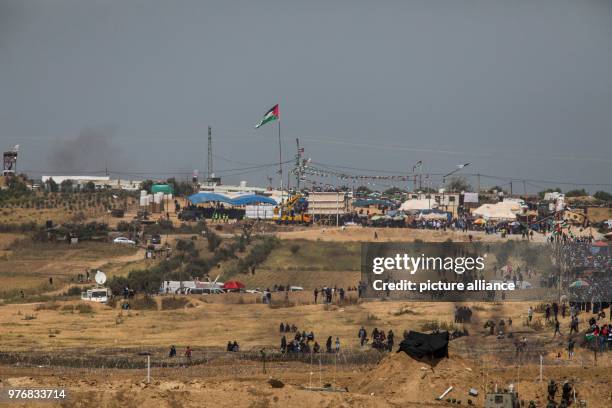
xmin=139 ymin=177 xmax=195 ymax=196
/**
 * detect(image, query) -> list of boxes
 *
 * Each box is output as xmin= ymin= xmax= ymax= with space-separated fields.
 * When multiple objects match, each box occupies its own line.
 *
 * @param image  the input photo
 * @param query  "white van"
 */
xmin=81 ymin=288 xmax=111 ymax=303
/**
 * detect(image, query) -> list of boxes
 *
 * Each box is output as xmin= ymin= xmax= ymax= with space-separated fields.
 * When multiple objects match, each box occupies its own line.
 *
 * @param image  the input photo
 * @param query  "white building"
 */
xmin=41 ymin=175 xmax=142 ymax=191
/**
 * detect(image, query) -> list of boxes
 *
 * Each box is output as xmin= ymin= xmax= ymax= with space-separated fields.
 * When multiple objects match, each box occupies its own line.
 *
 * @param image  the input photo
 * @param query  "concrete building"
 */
xmin=41 ymin=175 xmax=142 ymax=191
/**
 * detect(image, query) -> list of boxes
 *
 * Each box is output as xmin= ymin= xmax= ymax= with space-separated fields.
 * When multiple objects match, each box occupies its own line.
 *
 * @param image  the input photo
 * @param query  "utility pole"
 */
xmin=510 ymin=180 xmax=513 ymax=196
xmin=476 ymin=173 xmax=481 ymax=193
xmin=207 ymin=126 xmax=213 ymax=180
xmin=523 ymin=180 xmax=527 ymax=196
xmin=295 ymin=138 xmax=302 ymax=192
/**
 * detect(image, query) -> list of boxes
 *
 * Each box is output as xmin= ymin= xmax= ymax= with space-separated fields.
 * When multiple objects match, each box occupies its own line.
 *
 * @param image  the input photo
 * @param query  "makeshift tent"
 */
xmin=399 ymin=199 xmax=438 ymax=211
xmin=397 ymin=331 xmax=449 ymax=359
xmin=418 ymin=212 xmax=448 ymax=221
xmin=151 ymin=184 xmax=174 ymax=194
xmin=473 ymin=218 xmax=486 ymax=225
xmin=188 ymin=192 xmax=234 ymax=205
xmin=230 ymin=194 xmax=277 ymax=206
xmin=472 ymin=201 xmax=520 ymax=221
xmin=223 ymin=280 xmax=245 ymax=290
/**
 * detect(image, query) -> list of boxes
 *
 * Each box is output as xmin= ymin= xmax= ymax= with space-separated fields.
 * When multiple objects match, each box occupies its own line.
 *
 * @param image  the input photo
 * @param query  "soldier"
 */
xmin=528 ymin=401 xmax=536 ymax=408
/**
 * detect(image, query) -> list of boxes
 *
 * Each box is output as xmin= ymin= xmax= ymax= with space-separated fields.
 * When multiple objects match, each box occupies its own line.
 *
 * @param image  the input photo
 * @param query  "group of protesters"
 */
xmin=313 ymin=286 xmax=347 ymax=303
xmin=454 ymin=306 xmax=473 ymax=323
xmin=280 ymin=328 xmax=340 ymax=354
xmin=358 ymin=326 xmax=395 ymax=351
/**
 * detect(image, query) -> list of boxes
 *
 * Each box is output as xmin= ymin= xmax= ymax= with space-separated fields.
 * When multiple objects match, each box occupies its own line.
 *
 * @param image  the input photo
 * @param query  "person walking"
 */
xmin=358 ymin=326 xmax=367 ymax=347
xmin=553 ymin=319 xmax=561 ymax=337
xmin=528 ymin=306 xmax=533 ymax=326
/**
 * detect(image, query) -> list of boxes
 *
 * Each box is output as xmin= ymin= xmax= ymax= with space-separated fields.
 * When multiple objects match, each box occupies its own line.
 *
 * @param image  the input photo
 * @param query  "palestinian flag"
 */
xmin=254 ymin=104 xmax=279 ymax=128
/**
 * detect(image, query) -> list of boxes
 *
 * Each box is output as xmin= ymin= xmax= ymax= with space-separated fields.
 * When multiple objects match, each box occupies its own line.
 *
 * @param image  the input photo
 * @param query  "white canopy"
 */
xmin=472 ymin=201 xmax=520 ymax=221
xmin=418 ymin=212 xmax=447 ymax=221
xmin=399 ymin=199 xmax=438 ymax=211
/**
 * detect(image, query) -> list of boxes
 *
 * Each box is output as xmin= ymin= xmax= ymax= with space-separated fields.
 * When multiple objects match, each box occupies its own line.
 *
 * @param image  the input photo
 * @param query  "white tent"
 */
xmin=472 ymin=201 xmax=520 ymax=221
xmin=418 ymin=212 xmax=448 ymax=221
xmin=399 ymin=199 xmax=438 ymax=211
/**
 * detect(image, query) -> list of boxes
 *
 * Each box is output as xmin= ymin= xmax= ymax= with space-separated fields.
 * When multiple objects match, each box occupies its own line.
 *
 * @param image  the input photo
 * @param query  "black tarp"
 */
xmin=397 ymin=331 xmax=449 ymax=359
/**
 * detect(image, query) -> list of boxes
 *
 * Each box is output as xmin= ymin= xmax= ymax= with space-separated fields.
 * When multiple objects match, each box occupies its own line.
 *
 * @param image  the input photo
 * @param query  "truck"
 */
xmin=81 ymin=288 xmax=111 ymax=303
xmin=273 ymin=194 xmax=312 ymax=225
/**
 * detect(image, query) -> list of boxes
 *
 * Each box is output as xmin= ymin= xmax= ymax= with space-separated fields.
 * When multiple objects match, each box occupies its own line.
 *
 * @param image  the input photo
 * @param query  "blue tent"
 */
xmin=231 ymin=194 xmax=277 ymax=206
xmin=188 ymin=192 xmax=234 ymax=205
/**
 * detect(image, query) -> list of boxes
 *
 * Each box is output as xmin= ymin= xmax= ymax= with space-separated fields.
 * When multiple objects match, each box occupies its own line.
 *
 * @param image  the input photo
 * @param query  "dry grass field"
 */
xmin=0 ymin=224 xmax=609 ymax=407
xmin=0 ymin=298 xmax=610 ymax=407
xmin=0 ymin=235 xmax=142 ymax=299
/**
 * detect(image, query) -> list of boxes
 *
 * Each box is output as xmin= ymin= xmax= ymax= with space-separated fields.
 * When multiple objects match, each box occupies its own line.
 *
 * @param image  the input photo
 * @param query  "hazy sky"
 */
xmin=1 ymin=0 xmax=611 ymax=192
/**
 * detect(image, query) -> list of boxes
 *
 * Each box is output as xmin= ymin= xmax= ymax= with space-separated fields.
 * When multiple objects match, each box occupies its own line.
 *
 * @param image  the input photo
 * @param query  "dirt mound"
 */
xmin=355 ymin=352 xmax=480 ymax=404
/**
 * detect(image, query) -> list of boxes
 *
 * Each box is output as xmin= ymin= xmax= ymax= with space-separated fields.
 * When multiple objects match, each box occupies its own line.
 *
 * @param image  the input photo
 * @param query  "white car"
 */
xmin=113 ymin=237 xmax=136 ymax=245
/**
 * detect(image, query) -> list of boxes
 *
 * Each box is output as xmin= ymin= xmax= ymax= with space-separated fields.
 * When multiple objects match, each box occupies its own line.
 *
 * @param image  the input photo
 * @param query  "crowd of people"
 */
xmin=454 ymin=306 xmax=473 ymax=323
xmin=313 ymin=286 xmax=349 ymax=303
xmin=279 ymin=326 xmax=340 ymax=354
xmin=358 ymin=326 xmax=395 ymax=351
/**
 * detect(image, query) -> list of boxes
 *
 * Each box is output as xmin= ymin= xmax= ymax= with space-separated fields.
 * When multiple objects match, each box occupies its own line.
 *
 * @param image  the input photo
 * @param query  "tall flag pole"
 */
xmin=278 ymin=116 xmax=283 ymax=208
xmin=254 ymin=104 xmax=283 ymax=209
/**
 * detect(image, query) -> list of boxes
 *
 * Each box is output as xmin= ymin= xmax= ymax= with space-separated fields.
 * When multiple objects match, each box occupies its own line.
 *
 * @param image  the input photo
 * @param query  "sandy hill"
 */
xmin=355 ymin=351 xmax=480 ymax=405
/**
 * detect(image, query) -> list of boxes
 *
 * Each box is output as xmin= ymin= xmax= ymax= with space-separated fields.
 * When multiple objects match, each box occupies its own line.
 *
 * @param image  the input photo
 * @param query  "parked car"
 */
xmin=113 ymin=237 xmax=136 ymax=245
xmin=151 ymin=234 xmax=162 ymax=245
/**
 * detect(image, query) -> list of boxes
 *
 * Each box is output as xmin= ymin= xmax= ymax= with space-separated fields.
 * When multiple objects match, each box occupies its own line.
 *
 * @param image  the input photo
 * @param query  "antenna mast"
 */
xmin=207 ymin=126 xmax=213 ymax=180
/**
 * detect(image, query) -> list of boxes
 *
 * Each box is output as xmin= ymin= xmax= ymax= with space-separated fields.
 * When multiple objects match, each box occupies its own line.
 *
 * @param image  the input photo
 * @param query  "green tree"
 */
xmin=45 ymin=177 xmax=59 ymax=192
xmin=166 ymin=177 xmax=195 ymax=197
xmin=593 ymin=191 xmax=612 ymax=202
xmin=140 ymin=179 xmax=154 ymax=193
xmin=355 ymin=185 xmax=372 ymax=196
xmin=83 ymin=181 xmax=96 ymax=192
xmin=565 ymin=189 xmax=588 ymax=197
xmin=60 ymin=179 xmax=74 ymax=193
xmin=383 ymin=187 xmax=405 ymax=197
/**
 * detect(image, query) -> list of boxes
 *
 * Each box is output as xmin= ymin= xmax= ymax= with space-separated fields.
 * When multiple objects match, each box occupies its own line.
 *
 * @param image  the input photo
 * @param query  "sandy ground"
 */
xmin=0 ymin=348 xmax=609 ymax=408
xmin=0 ymin=223 xmax=610 ymax=407
xmin=275 ymin=226 xmax=550 ymax=243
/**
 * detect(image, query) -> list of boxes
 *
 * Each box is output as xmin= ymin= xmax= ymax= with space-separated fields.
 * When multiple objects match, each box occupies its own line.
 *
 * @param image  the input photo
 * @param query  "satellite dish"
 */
xmin=95 ymin=270 xmax=107 ymax=285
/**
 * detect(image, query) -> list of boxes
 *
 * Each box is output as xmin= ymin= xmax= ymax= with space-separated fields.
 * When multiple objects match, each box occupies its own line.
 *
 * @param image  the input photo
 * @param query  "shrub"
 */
xmin=206 ymin=231 xmax=222 ymax=251
xmin=35 ymin=302 xmax=61 ymax=311
xmin=74 ymin=303 xmax=94 ymax=314
xmin=129 ymin=295 xmax=157 ymax=310
xmin=65 ymin=286 xmax=84 ymax=297
xmin=176 ymin=239 xmax=195 ymax=252
xmin=161 ymin=296 xmax=190 ymax=310
xmin=290 ymin=244 xmax=300 ymax=255
xmin=116 ymin=221 xmax=131 ymax=232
